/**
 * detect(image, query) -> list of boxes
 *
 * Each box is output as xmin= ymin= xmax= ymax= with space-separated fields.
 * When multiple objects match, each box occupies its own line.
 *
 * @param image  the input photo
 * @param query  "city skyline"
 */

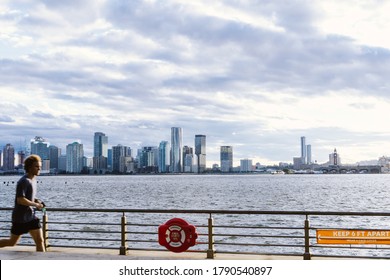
xmin=1 ymin=1 xmax=390 ymax=165
xmin=0 ymin=132 xmax=385 ymax=169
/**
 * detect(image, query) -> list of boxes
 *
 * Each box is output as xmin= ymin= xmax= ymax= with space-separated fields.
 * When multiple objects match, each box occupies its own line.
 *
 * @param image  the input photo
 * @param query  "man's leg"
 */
xmin=29 ymin=228 xmax=45 ymax=252
xmin=0 ymin=234 xmax=21 ymax=248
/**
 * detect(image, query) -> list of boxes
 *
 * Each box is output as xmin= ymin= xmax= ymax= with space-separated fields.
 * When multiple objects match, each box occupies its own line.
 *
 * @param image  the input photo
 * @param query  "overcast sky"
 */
xmin=1 ymin=0 xmax=390 ymax=166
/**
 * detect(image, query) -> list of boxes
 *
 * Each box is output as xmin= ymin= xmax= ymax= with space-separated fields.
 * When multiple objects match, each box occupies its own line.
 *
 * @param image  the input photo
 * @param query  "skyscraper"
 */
xmin=93 ymin=132 xmax=108 ymax=171
xmin=94 ymin=132 xmax=108 ymax=158
xmin=195 ymin=135 xmax=206 ymax=173
xmin=139 ymin=146 xmax=158 ymax=173
xmin=2 ymin=144 xmax=15 ymax=171
xmin=300 ymin=136 xmax=306 ymax=164
xmin=220 ymin=146 xmax=233 ymax=173
xmin=16 ymin=150 xmax=26 ymax=169
xmin=112 ymin=144 xmax=131 ymax=173
xmin=240 ymin=159 xmax=253 ymax=172
xmin=31 ymin=136 xmax=49 ymax=160
xmin=158 ymin=141 xmax=170 ymax=173
xmin=306 ymin=144 xmax=312 ymax=165
xmin=170 ymin=127 xmax=183 ymax=173
xmin=183 ymin=145 xmax=194 ymax=173
xmin=66 ymin=142 xmax=84 ymax=173
xmin=49 ymin=145 xmax=61 ymax=170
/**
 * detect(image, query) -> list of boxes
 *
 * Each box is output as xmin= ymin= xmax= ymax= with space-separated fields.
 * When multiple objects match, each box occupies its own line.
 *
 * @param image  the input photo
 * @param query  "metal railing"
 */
xmin=1 ymin=207 xmax=390 ymax=259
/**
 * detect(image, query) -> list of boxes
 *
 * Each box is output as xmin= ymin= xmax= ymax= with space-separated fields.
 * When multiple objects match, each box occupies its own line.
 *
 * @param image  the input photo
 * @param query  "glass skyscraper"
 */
xmin=195 ymin=134 xmax=206 ymax=173
xmin=49 ymin=145 xmax=61 ymax=170
xmin=183 ymin=145 xmax=193 ymax=173
xmin=158 ymin=141 xmax=170 ymax=173
xmin=170 ymin=127 xmax=183 ymax=173
xmin=220 ymin=146 xmax=233 ymax=173
xmin=301 ymin=136 xmax=306 ymax=164
xmin=31 ymin=136 xmax=49 ymax=160
xmin=93 ymin=132 xmax=108 ymax=171
xmin=112 ymin=144 xmax=131 ymax=173
xmin=94 ymin=132 xmax=108 ymax=158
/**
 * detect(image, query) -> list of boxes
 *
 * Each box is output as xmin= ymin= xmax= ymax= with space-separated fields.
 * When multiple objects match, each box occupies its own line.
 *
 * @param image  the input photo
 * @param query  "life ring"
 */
xmin=158 ymin=218 xmax=198 ymax=253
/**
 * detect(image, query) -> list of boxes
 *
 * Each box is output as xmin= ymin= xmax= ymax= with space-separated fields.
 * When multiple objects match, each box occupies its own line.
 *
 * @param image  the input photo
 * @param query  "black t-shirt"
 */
xmin=12 ymin=175 xmax=37 ymax=223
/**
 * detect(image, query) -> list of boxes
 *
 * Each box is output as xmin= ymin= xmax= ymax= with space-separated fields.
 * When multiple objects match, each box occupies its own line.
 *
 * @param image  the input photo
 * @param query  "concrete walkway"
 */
xmin=1 ymin=246 xmax=304 ymax=260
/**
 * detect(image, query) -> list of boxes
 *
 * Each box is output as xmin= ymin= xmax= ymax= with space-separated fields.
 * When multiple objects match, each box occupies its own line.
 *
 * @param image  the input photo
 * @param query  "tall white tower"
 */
xmin=170 ymin=127 xmax=183 ymax=173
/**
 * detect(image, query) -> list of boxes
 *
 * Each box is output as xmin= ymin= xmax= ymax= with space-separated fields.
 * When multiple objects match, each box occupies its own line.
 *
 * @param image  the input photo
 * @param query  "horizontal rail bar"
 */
xmin=48 ymin=221 xmax=120 ymax=226
xmin=49 ymin=237 xmax=120 ymax=242
xmin=215 ymin=234 xmax=304 ymax=238
xmin=2 ymin=207 xmax=390 ymax=216
xmin=48 ymin=229 xmax=121 ymax=234
xmin=50 ymin=244 xmax=117 ymax=250
xmin=215 ymin=242 xmax=305 ymax=248
xmin=214 ymin=225 xmax=304 ymax=230
xmin=125 ymin=231 xmax=156 ymax=235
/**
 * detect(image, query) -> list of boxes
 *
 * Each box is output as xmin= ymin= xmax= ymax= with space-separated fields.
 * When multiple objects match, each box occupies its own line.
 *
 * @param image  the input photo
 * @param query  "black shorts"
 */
xmin=11 ymin=218 xmax=41 ymax=235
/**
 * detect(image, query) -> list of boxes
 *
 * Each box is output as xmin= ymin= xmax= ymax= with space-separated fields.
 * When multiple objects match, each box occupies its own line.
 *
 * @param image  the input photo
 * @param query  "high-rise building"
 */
xmin=306 ymin=144 xmax=312 ymax=165
xmin=300 ymin=136 xmax=306 ymax=164
xmin=31 ymin=136 xmax=49 ymax=160
xmin=120 ymin=156 xmax=134 ymax=174
xmin=183 ymin=145 xmax=194 ymax=173
xmin=49 ymin=145 xmax=61 ymax=170
xmin=220 ymin=146 xmax=233 ymax=173
xmin=112 ymin=144 xmax=132 ymax=173
xmin=66 ymin=142 xmax=84 ymax=173
xmin=94 ymin=132 xmax=108 ymax=158
xmin=2 ymin=144 xmax=15 ymax=171
xmin=16 ymin=150 xmax=26 ymax=169
xmin=58 ymin=155 xmax=67 ymax=172
xmin=107 ymin=149 xmax=113 ymax=171
xmin=240 ymin=159 xmax=253 ymax=172
xmin=158 ymin=141 xmax=170 ymax=173
xmin=170 ymin=127 xmax=183 ymax=173
xmin=293 ymin=157 xmax=303 ymax=170
xmin=195 ymin=135 xmax=206 ymax=173
xmin=139 ymin=146 xmax=158 ymax=173
xmin=93 ymin=132 xmax=108 ymax=171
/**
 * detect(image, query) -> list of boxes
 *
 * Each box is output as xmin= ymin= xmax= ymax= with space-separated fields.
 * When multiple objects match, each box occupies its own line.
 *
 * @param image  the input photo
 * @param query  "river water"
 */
xmin=1 ymin=174 xmax=389 ymax=257
xmin=1 ymin=174 xmax=389 ymax=211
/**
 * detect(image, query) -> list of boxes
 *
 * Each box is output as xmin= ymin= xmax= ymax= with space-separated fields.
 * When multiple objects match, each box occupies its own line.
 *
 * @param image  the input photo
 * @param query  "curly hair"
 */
xmin=24 ymin=154 xmax=42 ymax=172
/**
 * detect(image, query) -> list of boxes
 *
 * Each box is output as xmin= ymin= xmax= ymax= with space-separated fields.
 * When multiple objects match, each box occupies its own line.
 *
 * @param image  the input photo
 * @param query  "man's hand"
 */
xmin=34 ymin=198 xmax=46 ymax=208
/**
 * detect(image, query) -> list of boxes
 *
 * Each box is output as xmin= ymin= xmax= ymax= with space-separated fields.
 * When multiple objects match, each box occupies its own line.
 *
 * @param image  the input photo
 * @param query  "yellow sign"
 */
xmin=317 ymin=229 xmax=390 ymax=245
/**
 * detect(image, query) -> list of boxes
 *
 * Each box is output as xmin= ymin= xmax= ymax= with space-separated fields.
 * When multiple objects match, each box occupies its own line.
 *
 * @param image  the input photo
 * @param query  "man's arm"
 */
xmin=16 ymin=197 xmax=44 ymax=210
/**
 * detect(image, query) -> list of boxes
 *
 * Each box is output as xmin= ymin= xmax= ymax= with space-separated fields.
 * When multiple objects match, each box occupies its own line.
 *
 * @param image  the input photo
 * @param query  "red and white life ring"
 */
xmin=158 ymin=218 xmax=198 ymax=253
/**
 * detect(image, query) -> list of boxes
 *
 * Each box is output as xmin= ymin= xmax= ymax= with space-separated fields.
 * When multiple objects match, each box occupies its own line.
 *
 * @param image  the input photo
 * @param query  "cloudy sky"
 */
xmin=1 ymin=0 xmax=390 ymax=166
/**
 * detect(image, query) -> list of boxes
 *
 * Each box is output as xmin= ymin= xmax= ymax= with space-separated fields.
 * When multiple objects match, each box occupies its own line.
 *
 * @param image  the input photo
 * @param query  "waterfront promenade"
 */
xmin=0 ymin=246 xmax=306 ymax=260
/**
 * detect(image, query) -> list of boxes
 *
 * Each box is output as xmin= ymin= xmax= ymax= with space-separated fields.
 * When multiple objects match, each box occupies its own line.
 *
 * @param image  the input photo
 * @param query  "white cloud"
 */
xmin=315 ymin=0 xmax=390 ymax=49
xmin=173 ymin=0 xmax=285 ymax=32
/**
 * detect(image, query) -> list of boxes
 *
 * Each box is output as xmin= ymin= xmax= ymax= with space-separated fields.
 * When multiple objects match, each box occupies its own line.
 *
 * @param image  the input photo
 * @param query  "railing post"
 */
xmin=42 ymin=210 xmax=49 ymax=251
xmin=120 ymin=213 xmax=127 ymax=255
xmin=207 ymin=214 xmax=215 ymax=259
xmin=303 ymin=214 xmax=311 ymax=260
